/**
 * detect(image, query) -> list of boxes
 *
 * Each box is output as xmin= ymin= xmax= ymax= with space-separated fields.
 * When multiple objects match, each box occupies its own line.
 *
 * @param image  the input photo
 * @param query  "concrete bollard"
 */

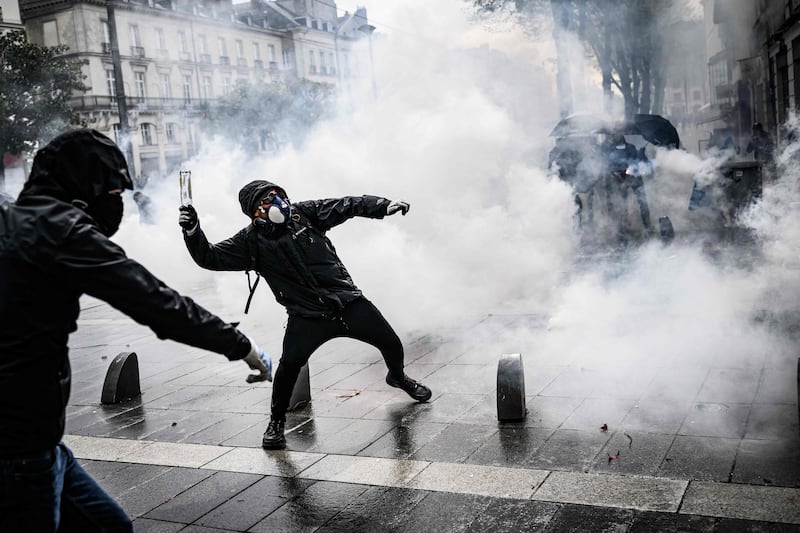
xmin=101 ymin=351 xmax=141 ymax=404
xmin=288 ymin=362 xmax=311 ymax=411
xmin=497 ymin=353 xmax=527 ymax=422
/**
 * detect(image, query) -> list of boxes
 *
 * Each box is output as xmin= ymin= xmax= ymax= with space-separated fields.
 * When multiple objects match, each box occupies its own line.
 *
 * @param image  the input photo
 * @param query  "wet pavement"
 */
xmin=65 ymin=283 xmax=800 ymax=531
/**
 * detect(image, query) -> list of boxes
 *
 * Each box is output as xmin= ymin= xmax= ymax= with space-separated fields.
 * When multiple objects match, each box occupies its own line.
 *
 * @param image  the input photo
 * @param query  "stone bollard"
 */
xmin=497 ymin=353 xmax=527 ymax=422
xmin=288 ymin=362 xmax=311 ymax=411
xmin=101 ymin=352 xmax=141 ymax=404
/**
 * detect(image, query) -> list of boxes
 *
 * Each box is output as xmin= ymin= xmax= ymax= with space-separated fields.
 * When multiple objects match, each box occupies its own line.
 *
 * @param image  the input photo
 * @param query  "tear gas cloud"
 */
xmin=111 ymin=0 xmax=797 ymax=388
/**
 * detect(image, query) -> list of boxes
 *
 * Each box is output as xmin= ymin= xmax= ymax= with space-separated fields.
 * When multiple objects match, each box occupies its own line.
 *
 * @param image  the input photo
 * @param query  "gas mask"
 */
xmin=256 ymin=193 xmax=291 ymax=226
xmin=74 ymin=193 xmax=124 ymax=237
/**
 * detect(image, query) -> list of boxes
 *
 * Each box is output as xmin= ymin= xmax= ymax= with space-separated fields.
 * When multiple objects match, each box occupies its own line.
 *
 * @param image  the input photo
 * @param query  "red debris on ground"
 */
xmin=608 ymin=450 xmax=620 ymax=463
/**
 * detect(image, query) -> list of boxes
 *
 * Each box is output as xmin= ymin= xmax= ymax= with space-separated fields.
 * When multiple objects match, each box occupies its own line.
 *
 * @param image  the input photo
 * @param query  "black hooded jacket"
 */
xmin=0 ymin=130 xmax=250 ymax=457
xmin=183 ymin=180 xmax=391 ymax=317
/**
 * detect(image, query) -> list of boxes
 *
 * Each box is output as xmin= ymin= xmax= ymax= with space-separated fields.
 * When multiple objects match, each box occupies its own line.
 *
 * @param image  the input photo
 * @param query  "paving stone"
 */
xmin=533 ymin=471 xmax=687 ymax=512
xmin=454 ymin=393 xmax=502 ymax=425
xmin=465 ymin=426 xmax=553 ymax=468
xmin=658 ymin=435 xmax=739 ymax=482
xmin=115 ymin=466 xmax=214 ymax=518
xmin=680 ymin=402 xmax=751 ymax=438
xmin=357 ymin=421 xmax=450 ymax=459
xmin=201 ymin=447 xmax=325 ymax=476
xmin=464 ymin=499 xmax=561 ymax=533
xmin=194 ymin=475 xmax=312 ymax=530
xmin=144 ymin=471 xmax=261 ymax=523
xmin=144 ymin=411 xmax=230 ymax=443
xmin=521 ymin=365 xmax=564 ymax=396
xmin=394 ymin=491 xmax=494 ymax=533
xmin=715 ymin=518 xmax=800 ymax=532
xmin=743 ymin=403 xmax=799 ymax=440
xmin=78 ymin=458 xmax=133 ymax=481
xmin=302 ymin=418 xmax=396 ymax=455
xmin=420 ymin=363 xmax=496 ymax=394
xmin=310 ymin=363 xmax=370 ymax=390
xmin=546 ymin=503 xmax=635 ymax=532
xmin=409 ymin=422 xmax=498 ymax=463
xmin=642 ymin=366 xmax=708 ymax=404
xmin=130 ymin=517 xmax=186 ymax=533
xmin=681 ymin=481 xmax=800 ymax=524
xmin=405 ymin=393 xmax=485 ymax=424
xmin=64 ymin=434 xmax=152 ymax=461
xmin=526 ymin=429 xmax=611 ymax=471
xmin=406 ymin=462 xmax=549 ymax=499
xmin=319 ymin=389 xmax=398 ymax=419
xmin=754 ymin=365 xmax=798 ymax=404
xmin=316 ymin=486 xmax=429 ymax=532
xmin=731 ymin=438 xmax=800 ymax=487
xmin=522 ymin=395 xmax=583 ymax=429
xmin=620 ymin=399 xmax=690 ymax=434
xmin=560 ymin=397 xmax=637 ymax=431
xmin=121 ymin=441 xmax=233 ymax=468
xmin=590 ymin=431 xmax=674 ymax=476
xmin=696 ymin=368 xmax=761 ymax=404
xmin=538 ymin=368 xmax=599 ymax=397
xmin=627 ymin=511 xmax=717 ymax=532
xmin=299 ymin=454 xmax=429 ymax=487
xmin=92 ymin=463 xmax=172 ymax=499
xmin=106 ymin=409 xmax=200 ymax=440
xmin=183 ymin=413 xmax=266 ymax=445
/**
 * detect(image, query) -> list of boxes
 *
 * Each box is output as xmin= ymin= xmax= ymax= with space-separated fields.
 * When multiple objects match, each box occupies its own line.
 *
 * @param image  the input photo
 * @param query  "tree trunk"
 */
xmin=640 ymin=56 xmax=651 ymax=115
xmin=0 ymin=155 xmax=5 ymax=193
xmin=551 ymin=0 xmax=573 ymax=118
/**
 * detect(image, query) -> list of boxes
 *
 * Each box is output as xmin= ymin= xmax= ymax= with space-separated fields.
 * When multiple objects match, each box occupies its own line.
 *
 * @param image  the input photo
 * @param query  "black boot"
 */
xmin=386 ymin=372 xmax=432 ymax=403
xmin=262 ymin=418 xmax=286 ymax=450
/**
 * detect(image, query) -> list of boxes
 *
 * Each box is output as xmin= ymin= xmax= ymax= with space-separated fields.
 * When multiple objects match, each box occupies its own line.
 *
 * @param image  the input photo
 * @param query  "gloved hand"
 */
xmin=178 ymin=205 xmax=199 ymax=236
xmin=386 ymin=200 xmax=410 ymax=216
xmin=243 ymin=336 xmax=273 ymax=383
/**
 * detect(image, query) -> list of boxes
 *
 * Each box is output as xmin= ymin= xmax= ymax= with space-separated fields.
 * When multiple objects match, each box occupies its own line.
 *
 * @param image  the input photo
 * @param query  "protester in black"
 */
xmin=0 ymin=130 xmax=271 ymax=532
xmin=602 ymin=134 xmax=654 ymax=240
xmin=179 ymin=179 xmax=432 ymax=450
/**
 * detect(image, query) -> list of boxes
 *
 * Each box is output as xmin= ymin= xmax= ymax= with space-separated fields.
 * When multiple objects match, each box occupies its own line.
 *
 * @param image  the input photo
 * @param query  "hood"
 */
xmin=18 ymin=129 xmax=132 ymax=204
xmin=238 ymin=180 xmax=288 ymax=217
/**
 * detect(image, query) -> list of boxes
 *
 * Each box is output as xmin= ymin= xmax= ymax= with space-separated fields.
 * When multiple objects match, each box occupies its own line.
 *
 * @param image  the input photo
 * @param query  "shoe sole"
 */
xmin=262 ymin=440 xmax=286 ymax=450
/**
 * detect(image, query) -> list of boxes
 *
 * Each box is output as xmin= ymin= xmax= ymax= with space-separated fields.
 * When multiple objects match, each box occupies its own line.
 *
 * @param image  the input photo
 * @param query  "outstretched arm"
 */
xmin=299 ymin=196 xmax=409 ymax=231
xmin=179 ymin=205 xmax=250 ymax=271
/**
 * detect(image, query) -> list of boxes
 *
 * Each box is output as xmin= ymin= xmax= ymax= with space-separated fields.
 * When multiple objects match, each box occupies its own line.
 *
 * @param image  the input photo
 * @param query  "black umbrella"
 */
xmin=549 ymin=114 xmax=620 ymax=138
xmin=630 ymin=114 xmax=680 ymax=149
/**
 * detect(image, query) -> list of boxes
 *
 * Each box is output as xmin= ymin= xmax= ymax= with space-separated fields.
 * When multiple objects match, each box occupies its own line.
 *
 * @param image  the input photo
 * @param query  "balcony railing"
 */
xmin=69 ymin=95 xmax=210 ymax=112
xmin=199 ymin=54 xmax=211 ymax=64
xmin=219 ymin=55 xmax=230 ymax=66
xmin=130 ymin=46 xmax=145 ymax=58
xmin=254 ymin=59 xmax=264 ymax=70
xmin=101 ymin=42 xmax=111 ymax=54
xmin=237 ymin=57 xmax=247 ymax=67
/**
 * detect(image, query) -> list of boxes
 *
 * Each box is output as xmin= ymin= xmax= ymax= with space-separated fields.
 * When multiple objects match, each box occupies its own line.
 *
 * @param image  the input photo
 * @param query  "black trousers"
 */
xmin=270 ymin=297 xmax=405 ymax=421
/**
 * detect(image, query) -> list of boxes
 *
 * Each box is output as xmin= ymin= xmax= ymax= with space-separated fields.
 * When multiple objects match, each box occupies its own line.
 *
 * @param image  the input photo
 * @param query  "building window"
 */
xmin=218 ymin=37 xmax=226 ymax=57
xmin=692 ymin=89 xmax=701 ymax=100
xmin=134 ymin=71 xmax=146 ymax=101
xmin=282 ymin=49 xmax=290 ymax=68
xmin=329 ymin=52 xmax=335 ymax=74
xmin=106 ymin=69 xmax=116 ymax=98
xmin=182 ymin=75 xmax=192 ymax=102
xmin=253 ymin=42 xmax=261 ymax=60
xmin=112 ymin=124 xmax=121 ymax=145
xmin=222 ymin=76 xmax=230 ymax=96
xmin=198 ymin=35 xmax=208 ymax=54
xmin=141 ymin=123 xmax=154 ymax=145
xmin=165 ymin=123 xmax=177 ymax=144
xmin=202 ymin=76 xmax=212 ymax=99
xmin=159 ymin=73 xmax=171 ymax=98
xmin=179 ymin=31 xmax=187 ymax=53
xmin=101 ymin=20 xmax=110 ymax=52
xmin=156 ymin=28 xmax=166 ymax=50
xmin=0 ymin=7 xmax=3 ymax=22
xmin=129 ymin=24 xmax=140 ymax=47
xmin=43 ymin=20 xmax=58 ymax=47
xmin=236 ymin=40 xmax=244 ymax=58
xmin=268 ymin=44 xmax=276 ymax=62
xmin=309 ymin=50 xmax=316 ymax=74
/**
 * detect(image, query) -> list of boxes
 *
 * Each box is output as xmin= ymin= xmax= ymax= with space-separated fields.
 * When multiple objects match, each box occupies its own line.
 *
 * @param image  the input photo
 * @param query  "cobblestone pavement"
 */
xmin=65 ymin=281 xmax=800 ymax=532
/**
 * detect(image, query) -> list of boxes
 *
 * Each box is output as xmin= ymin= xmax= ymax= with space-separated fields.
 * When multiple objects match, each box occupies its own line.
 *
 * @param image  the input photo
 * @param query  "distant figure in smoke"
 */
xmin=746 ymin=122 xmax=774 ymax=163
xmin=602 ymin=134 xmax=654 ymax=241
xmin=133 ymin=190 xmax=154 ymax=224
xmin=178 ymin=180 xmax=431 ymax=450
xmin=0 ymin=129 xmax=272 ymax=531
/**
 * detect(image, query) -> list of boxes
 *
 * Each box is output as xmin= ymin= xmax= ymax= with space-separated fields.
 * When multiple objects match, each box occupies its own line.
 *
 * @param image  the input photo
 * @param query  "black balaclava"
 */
xmin=238 ymin=180 xmax=290 ymax=226
xmin=19 ymin=129 xmax=133 ymax=236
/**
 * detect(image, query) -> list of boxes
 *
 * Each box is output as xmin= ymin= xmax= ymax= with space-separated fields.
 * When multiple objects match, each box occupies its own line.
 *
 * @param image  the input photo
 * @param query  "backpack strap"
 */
xmin=244 ymin=226 xmax=260 ymax=314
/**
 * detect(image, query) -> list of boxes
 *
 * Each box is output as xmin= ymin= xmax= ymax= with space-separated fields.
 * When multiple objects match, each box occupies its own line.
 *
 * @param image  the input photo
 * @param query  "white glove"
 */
xmin=243 ymin=337 xmax=273 ymax=383
xmin=386 ymin=200 xmax=410 ymax=216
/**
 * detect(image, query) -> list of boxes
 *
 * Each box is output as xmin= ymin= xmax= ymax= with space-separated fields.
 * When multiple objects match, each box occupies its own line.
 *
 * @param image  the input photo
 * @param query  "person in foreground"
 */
xmin=179 ymin=179 xmax=432 ymax=450
xmin=0 ymin=129 xmax=272 ymax=532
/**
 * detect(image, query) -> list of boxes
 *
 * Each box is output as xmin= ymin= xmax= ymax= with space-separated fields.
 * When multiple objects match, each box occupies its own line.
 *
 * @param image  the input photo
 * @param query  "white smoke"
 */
xmin=111 ymin=0 xmax=798 ymax=383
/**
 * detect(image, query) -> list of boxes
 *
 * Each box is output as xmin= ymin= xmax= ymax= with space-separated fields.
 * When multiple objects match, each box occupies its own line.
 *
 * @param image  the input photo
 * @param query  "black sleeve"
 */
xmin=59 ymin=224 xmax=251 ymax=360
xmin=297 ymin=196 xmax=391 ymax=232
xmin=183 ymin=226 xmax=251 ymax=272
